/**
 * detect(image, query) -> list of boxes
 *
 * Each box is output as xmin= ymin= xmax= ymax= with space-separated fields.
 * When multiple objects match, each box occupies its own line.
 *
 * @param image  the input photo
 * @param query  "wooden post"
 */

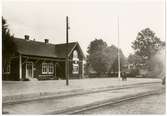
xmin=82 ymin=60 xmax=84 ymax=79
xmin=54 ymin=63 xmax=57 ymax=79
xmin=117 ymin=16 xmax=121 ymax=80
xmin=66 ymin=16 xmax=69 ymax=86
xmin=19 ymin=54 xmax=22 ymax=80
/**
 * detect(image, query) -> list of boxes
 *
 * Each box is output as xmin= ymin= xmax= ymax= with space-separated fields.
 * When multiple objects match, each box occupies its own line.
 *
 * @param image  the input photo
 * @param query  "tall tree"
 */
xmin=102 ymin=45 xmax=117 ymax=73
xmin=109 ymin=48 xmax=126 ymax=73
xmin=86 ymin=39 xmax=108 ymax=74
xmin=86 ymin=39 xmax=126 ymax=75
xmin=103 ymin=45 xmax=126 ymax=73
xmin=147 ymin=42 xmax=165 ymax=77
xmin=131 ymin=28 xmax=165 ymax=78
xmin=132 ymin=28 xmax=161 ymax=60
xmin=89 ymin=51 xmax=109 ymax=74
xmin=2 ymin=17 xmax=16 ymax=68
xmin=127 ymin=53 xmax=143 ymax=75
xmin=128 ymin=53 xmax=143 ymax=65
xmin=87 ymin=39 xmax=107 ymax=55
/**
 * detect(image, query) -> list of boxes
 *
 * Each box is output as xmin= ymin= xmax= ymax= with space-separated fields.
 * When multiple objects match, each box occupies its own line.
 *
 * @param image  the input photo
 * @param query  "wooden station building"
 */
xmin=2 ymin=35 xmax=85 ymax=81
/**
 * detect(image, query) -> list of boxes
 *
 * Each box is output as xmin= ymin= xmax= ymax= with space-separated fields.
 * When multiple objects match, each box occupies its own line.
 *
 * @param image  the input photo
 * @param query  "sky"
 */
xmin=2 ymin=0 xmax=165 ymax=57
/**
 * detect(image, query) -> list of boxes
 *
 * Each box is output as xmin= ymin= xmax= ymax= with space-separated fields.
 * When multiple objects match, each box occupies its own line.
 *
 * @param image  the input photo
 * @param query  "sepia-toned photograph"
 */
xmin=2 ymin=0 xmax=166 ymax=115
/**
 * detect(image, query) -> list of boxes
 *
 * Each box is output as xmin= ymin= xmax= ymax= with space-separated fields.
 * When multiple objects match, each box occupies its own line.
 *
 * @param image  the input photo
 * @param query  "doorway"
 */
xmin=26 ymin=62 xmax=33 ymax=79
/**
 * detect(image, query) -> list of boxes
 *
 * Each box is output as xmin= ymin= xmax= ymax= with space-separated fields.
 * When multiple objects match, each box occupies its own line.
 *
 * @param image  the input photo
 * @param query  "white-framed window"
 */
xmin=42 ymin=63 xmax=54 ymax=74
xmin=42 ymin=63 xmax=47 ymax=74
xmin=4 ymin=63 xmax=11 ymax=74
xmin=73 ymin=50 xmax=79 ymax=61
xmin=48 ymin=63 xmax=54 ymax=74
xmin=72 ymin=50 xmax=79 ymax=74
xmin=73 ymin=50 xmax=78 ymax=58
xmin=73 ymin=64 xmax=79 ymax=74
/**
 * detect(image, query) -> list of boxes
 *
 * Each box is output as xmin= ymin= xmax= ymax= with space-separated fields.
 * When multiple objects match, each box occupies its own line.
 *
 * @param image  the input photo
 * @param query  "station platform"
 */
xmin=2 ymin=78 xmax=161 ymax=104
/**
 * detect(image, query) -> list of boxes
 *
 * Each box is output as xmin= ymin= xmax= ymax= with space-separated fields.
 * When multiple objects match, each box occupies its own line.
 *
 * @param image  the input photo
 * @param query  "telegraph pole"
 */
xmin=117 ymin=16 xmax=121 ymax=80
xmin=66 ymin=16 xmax=69 ymax=86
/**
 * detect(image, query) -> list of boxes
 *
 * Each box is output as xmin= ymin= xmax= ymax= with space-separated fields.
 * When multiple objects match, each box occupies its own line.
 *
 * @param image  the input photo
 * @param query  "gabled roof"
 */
xmin=13 ymin=38 xmax=84 ymax=59
xmin=54 ymin=42 xmax=78 ymax=58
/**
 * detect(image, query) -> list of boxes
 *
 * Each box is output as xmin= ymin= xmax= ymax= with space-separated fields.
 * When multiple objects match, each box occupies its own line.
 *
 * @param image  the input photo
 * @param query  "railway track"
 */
xmin=3 ymin=81 xmax=161 ymax=105
xmin=47 ymin=82 xmax=164 ymax=114
xmin=3 ymin=82 xmax=164 ymax=114
xmin=67 ymin=88 xmax=164 ymax=114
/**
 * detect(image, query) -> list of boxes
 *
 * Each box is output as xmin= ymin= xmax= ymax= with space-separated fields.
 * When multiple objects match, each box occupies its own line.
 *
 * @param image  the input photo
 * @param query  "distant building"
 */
xmin=2 ymin=35 xmax=85 ymax=81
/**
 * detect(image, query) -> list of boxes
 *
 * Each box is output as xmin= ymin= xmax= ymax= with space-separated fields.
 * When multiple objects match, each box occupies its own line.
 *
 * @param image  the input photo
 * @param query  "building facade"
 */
xmin=2 ymin=35 xmax=85 ymax=81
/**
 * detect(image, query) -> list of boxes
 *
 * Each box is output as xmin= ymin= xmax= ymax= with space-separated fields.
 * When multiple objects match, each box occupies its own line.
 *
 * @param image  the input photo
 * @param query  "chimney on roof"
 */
xmin=44 ymin=39 xmax=49 ymax=44
xmin=24 ymin=35 xmax=29 ymax=40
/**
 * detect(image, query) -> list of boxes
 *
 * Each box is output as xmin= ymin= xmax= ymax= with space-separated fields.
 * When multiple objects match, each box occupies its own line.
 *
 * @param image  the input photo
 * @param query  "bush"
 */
xmin=128 ymin=69 xmax=139 ymax=77
xmin=22 ymin=78 xmax=30 ymax=81
xmin=37 ymin=75 xmax=57 ymax=80
xmin=162 ymin=77 xmax=165 ymax=85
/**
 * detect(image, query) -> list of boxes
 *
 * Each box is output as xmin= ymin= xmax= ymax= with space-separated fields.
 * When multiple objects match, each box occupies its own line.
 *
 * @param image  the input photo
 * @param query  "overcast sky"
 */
xmin=2 ymin=0 xmax=165 ymax=57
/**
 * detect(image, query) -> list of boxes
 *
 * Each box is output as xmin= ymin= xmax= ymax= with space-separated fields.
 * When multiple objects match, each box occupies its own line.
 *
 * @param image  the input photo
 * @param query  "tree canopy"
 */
xmin=2 ymin=17 xmax=16 ymax=66
xmin=132 ymin=28 xmax=161 ymax=60
xmin=103 ymin=45 xmax=126 ymax=73
xmin=86 ymin=39 xmax=108 ymax=74
xmin=86 ymin=39 xmax=126 ymax=75
xmin=131 ymin=28 xmax=165 ymax=77
xmin=128 ymin=53 xmax=143 ymax=65
xmin=87 ymin=39 xmax=107 ymax=54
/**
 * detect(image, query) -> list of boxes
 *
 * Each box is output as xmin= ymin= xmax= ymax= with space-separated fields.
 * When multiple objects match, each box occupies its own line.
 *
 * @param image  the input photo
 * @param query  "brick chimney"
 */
xmin=44 ymin=39 xmax=49 ymax=44
xmin=24 ymin=35 xmax=29 ymax=40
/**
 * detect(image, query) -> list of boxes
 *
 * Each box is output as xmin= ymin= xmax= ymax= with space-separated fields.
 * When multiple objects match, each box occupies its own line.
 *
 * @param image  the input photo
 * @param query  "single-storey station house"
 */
xmin=3 ymin=35 xmax=85 ymax=81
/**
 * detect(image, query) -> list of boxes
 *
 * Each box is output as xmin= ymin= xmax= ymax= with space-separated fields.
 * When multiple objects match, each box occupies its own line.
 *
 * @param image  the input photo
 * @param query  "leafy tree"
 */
xmin=132 ymin=28 xmax=161 ymax=60
xmin=103 ymin=45 xmax=126 ymax=73
xmin=89 ymin=51 xmax=109 ymax=74
xmin=86 ymin=39 xmax=108 ymax=74
xmin=103 ymin=45 xmax=118 ymax=67
xmin=128 ymin=53 xmax=143 ymax=65
xmin=127 ymin=53 xmax=143 ymax=76
xmin=2 ymin=17 xmax=16 ymax=69
xmin=131 ymin=28 xmax=165 ymax=78
xmin=147 ymin=42 xmax=165 ymax=77
xmin=87 ymin=39 xmax=107 ymax=55
xmin=109 ymin=48 xmax=126 ymax=73
xmin=86 ymin=39 xmax=126 ymax=75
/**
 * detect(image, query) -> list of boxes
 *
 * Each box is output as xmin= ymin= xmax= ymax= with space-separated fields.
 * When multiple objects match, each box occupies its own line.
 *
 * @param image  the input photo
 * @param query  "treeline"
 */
xmin=85 ymin=28 xmax=165 ymax=78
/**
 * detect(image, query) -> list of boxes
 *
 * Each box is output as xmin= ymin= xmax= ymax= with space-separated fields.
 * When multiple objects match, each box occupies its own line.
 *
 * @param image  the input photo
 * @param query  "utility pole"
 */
xmin=117 ymin=16 xmax=121 ymax=80
xmin=66 ymin=16 xmax=69 ymax=86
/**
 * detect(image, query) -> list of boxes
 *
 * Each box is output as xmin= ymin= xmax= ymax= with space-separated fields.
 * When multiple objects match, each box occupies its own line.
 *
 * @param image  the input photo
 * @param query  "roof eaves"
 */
xmin=77 ymin=42 xmax=86 ymax=59
xmin=20 ymin=53 xmax=65 ymax=59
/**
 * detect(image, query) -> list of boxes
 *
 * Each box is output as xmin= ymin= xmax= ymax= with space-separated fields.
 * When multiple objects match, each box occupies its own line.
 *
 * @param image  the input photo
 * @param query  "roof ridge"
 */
xmin=14 ymin=37 xmax=77 ymax=46
xmin=12 ymin=37 xmax=84 ymax=59
xmin=54 ymin=41 xmax=77 ymax=46
xmin=14 ymin=37 xmax=55 ymax=45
